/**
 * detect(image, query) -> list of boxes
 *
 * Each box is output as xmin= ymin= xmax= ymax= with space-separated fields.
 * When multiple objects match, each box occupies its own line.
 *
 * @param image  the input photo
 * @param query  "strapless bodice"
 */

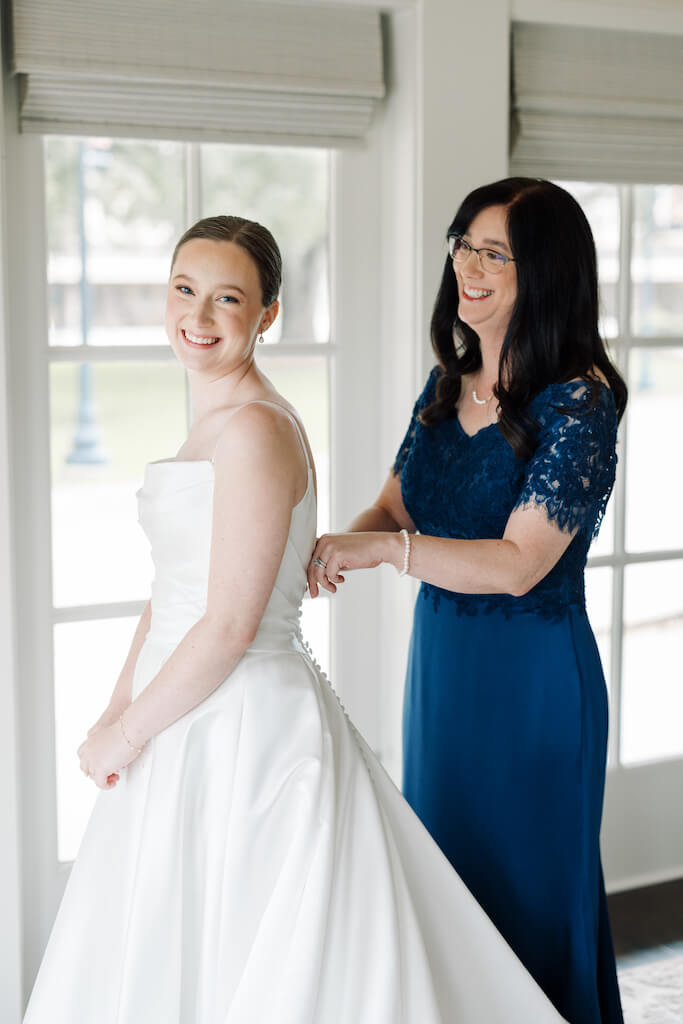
xmin=137 ymin=459 xmax=316 ymax=651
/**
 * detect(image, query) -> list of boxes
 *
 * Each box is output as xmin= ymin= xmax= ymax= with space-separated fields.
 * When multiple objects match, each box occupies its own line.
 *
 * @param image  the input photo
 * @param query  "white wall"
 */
xmin=416 ymin=0 xmax=510 ymax=378
xmin=330 ymin=0 xmax=511 ymax=779
xmin=0 ymin=18 xmax=24 ymax=1019
xmin=1 ymin=54 xmax=56 ymax=1017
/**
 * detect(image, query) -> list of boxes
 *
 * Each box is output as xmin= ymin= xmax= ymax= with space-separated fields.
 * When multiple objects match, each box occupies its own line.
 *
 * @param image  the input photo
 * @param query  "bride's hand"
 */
xmin=77 ymin=720 xmax=141 ymax=790
xmin=307 ymin=532 xmax=396 ymax=597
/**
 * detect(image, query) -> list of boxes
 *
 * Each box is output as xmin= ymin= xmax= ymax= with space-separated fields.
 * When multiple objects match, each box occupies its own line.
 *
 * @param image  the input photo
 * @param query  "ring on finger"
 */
xmin=313 ymin=557 xmax=327 ymax=569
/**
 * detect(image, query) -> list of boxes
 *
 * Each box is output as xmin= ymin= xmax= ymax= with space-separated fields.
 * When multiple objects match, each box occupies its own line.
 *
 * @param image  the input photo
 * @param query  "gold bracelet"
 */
xmin=119 ymin=713 xmax=145 ymax=754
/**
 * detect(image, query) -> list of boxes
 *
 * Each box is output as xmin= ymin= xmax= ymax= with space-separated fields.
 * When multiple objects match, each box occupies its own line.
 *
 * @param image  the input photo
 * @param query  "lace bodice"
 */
xmin=394 ymin=368 xmax=618 ymax=620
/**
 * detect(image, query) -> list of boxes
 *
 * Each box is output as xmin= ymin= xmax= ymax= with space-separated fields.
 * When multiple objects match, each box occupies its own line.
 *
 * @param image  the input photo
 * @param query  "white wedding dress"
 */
xmin=24 ymin=405 xmax=566 ymax=1023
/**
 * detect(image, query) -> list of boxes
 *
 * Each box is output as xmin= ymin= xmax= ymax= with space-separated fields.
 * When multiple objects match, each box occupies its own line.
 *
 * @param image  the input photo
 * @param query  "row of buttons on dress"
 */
xmin=295 ymin=611 xmax=377 ymax=778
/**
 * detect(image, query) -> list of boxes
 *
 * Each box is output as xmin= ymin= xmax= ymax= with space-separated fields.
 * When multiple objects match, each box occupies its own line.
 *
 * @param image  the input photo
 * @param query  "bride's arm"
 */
xmin=87 ymin=601 xmax=152 ymax=734
xmin=115 ymin=403 xmax=302 ymax=751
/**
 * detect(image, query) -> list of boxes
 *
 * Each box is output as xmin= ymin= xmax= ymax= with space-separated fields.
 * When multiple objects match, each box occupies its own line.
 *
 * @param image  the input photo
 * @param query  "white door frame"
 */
xmin=0 ymin=30 xmax=25 ymax=1022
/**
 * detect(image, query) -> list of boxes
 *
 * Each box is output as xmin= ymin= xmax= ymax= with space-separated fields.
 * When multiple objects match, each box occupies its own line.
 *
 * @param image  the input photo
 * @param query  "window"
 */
xmin=45 ymin=137 xmax=332 ymax=861
xmin=560 ymin=182 xmax=683 ymax=768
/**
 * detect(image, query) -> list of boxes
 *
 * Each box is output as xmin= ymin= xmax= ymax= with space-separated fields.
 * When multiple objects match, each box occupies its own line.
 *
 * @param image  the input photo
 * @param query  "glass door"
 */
xmin=561 ymin=181 xmax=683 ymax=890
xmin=44 ymin=136 xmax=333 ymax=863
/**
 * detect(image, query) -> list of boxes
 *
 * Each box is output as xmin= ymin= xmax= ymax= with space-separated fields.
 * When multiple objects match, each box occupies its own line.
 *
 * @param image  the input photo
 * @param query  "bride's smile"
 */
xmin=165 ymin=237 xmax=277 ymax=377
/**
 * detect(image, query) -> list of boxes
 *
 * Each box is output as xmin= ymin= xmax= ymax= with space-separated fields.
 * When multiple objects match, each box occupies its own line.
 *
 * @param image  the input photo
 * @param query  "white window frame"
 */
xmin=588 ymin=185 xmax=683 ymax=765
xmin=10 ymin=128 xmax=393 ymax=989
xmin=0 ymin=60 xmax=24 ymax=1024
xmin=591 ymin=184 xmax=683 ymax=889
xmin=46 ymin=137 xmax=337 ymax=653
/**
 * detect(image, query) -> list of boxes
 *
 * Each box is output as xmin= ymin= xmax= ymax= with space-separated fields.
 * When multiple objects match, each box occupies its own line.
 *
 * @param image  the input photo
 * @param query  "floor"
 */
xmin=609 ymin=878 xmax=683 ymax=1023
xmin=610 ymin=878 xmax=683 ymax=961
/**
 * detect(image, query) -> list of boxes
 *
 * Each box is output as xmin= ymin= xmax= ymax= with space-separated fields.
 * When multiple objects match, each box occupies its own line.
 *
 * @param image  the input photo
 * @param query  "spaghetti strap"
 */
xmin=212 ymin=399 xmax=311 ymax=472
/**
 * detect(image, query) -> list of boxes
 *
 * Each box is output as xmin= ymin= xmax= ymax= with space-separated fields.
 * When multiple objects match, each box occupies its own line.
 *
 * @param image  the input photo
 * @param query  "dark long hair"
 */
xmin=422 ymin=178 xmax=627 ymax=458
xmin=171 ymin=215 xmax=281 ymax=307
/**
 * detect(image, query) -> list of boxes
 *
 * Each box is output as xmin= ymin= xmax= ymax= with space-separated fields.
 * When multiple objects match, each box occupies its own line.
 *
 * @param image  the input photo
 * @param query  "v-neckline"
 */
xmin=454 ymin=414 xmax=499 ymax=441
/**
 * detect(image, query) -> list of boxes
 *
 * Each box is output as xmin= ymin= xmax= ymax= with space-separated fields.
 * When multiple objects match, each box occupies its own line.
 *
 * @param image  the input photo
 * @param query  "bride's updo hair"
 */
xmin=171 ymin=215 xmax=282 ymax=307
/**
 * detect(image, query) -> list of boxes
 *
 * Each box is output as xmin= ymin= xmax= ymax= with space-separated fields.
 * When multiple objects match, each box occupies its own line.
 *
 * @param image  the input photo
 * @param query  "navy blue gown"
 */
xmin=396 ymin=368 xmax=624 ymax=1024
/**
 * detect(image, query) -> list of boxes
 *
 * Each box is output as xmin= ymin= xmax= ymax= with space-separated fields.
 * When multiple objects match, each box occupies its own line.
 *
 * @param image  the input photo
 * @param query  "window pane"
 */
xmin=557 ymin=181 xmax=620 ymax=338
xmin=201 ymin=144 xmax=330 ymax=344
xmin=54 ymin=616 xmax=139 ymax=861
xmin=621 ymin=560 xmax=683 ymax=764
xmin=45 ymin=137 xmax=185 ymax=347
xmin=625 ymin=348 xmax=683 ymax=552
xmin=585 ymin=566 xmax=612 ymax=701
xmin=50 ymin=361 xmax=187 ymax=606
xmin=632 ymin=185 xmax=683 ymax=337
xmin=589 ymin=489 xmax=615 ymax=558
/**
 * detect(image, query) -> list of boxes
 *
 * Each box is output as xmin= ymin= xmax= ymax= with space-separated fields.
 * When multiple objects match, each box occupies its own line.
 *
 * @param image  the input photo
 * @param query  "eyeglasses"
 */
xmin=447 ymin=234 xmax=515 ymax=275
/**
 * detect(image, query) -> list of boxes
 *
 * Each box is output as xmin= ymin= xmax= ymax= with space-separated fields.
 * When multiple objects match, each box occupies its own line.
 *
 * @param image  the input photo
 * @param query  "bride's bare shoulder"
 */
xmin=217 ymin=398 xmax=309 ymax=479
xmin=217 ymin=399 xmax=296 ymax=450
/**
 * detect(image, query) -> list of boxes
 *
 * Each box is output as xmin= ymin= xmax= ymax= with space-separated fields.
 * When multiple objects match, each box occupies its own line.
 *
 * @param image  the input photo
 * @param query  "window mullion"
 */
xmin=589 ymin=548 xmax=683 ymax=569
xmin=48 ymin=345 xmax=178 ymax=363
xmin=608 ymin=184 xmax=634 ymax=768
xmin=182 ymin=142 xmax=204 ymax=427
xmin=185 ymin=142 xmax=202 ymax=227
xmin=52 ymin=600 xmax=148 ymax=624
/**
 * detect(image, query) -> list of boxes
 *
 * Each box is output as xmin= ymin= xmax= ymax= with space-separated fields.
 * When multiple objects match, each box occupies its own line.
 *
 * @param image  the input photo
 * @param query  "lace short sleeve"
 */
xmin=514 ymin=381 xmax=618 ymax=538
xmin=393 ymin=367 xmax=441 ymax=476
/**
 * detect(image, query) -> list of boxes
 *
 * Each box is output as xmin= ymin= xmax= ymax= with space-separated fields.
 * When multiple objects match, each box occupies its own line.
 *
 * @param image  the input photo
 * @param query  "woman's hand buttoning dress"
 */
xmin=24 ymin=214 xmax=568 ymax=1023
xmin=309 ymin=179 xmax=626 ymax=1024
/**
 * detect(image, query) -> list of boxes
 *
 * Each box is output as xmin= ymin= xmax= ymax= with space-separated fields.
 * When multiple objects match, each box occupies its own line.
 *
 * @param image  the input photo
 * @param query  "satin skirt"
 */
xmin=24 ymin=636 xmax=566 ymax=1023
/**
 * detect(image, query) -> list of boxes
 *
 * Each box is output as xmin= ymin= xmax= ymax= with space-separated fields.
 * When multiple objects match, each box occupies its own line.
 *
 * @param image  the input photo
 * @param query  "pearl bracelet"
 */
xmin=119 ymin=714 xmax=145 ymax=755
xmin=398 ymin=528 xmax=411 ymax=577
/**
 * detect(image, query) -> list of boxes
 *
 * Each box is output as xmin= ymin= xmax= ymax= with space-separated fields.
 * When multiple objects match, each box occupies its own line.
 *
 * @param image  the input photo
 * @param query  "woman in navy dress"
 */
xmin=308 ymin=178 xmax=626 ymax=1024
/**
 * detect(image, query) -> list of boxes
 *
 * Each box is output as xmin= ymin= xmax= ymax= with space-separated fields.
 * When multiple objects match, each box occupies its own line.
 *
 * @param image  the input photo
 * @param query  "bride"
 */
xmin=24 ymin=215 xmax=565 ymax=1023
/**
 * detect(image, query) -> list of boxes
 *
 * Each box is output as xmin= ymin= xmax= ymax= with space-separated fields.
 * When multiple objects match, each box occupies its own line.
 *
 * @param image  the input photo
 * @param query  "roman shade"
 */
xmin=510 ymin=21 xmax=683 ymax=183
xmin=11 ymin=0 xmax=385 ymax=146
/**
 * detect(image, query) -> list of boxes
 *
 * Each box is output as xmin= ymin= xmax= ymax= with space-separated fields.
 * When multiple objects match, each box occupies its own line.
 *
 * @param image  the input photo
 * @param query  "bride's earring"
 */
xmin=258 ymin=333 xmax=264 ymax=344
